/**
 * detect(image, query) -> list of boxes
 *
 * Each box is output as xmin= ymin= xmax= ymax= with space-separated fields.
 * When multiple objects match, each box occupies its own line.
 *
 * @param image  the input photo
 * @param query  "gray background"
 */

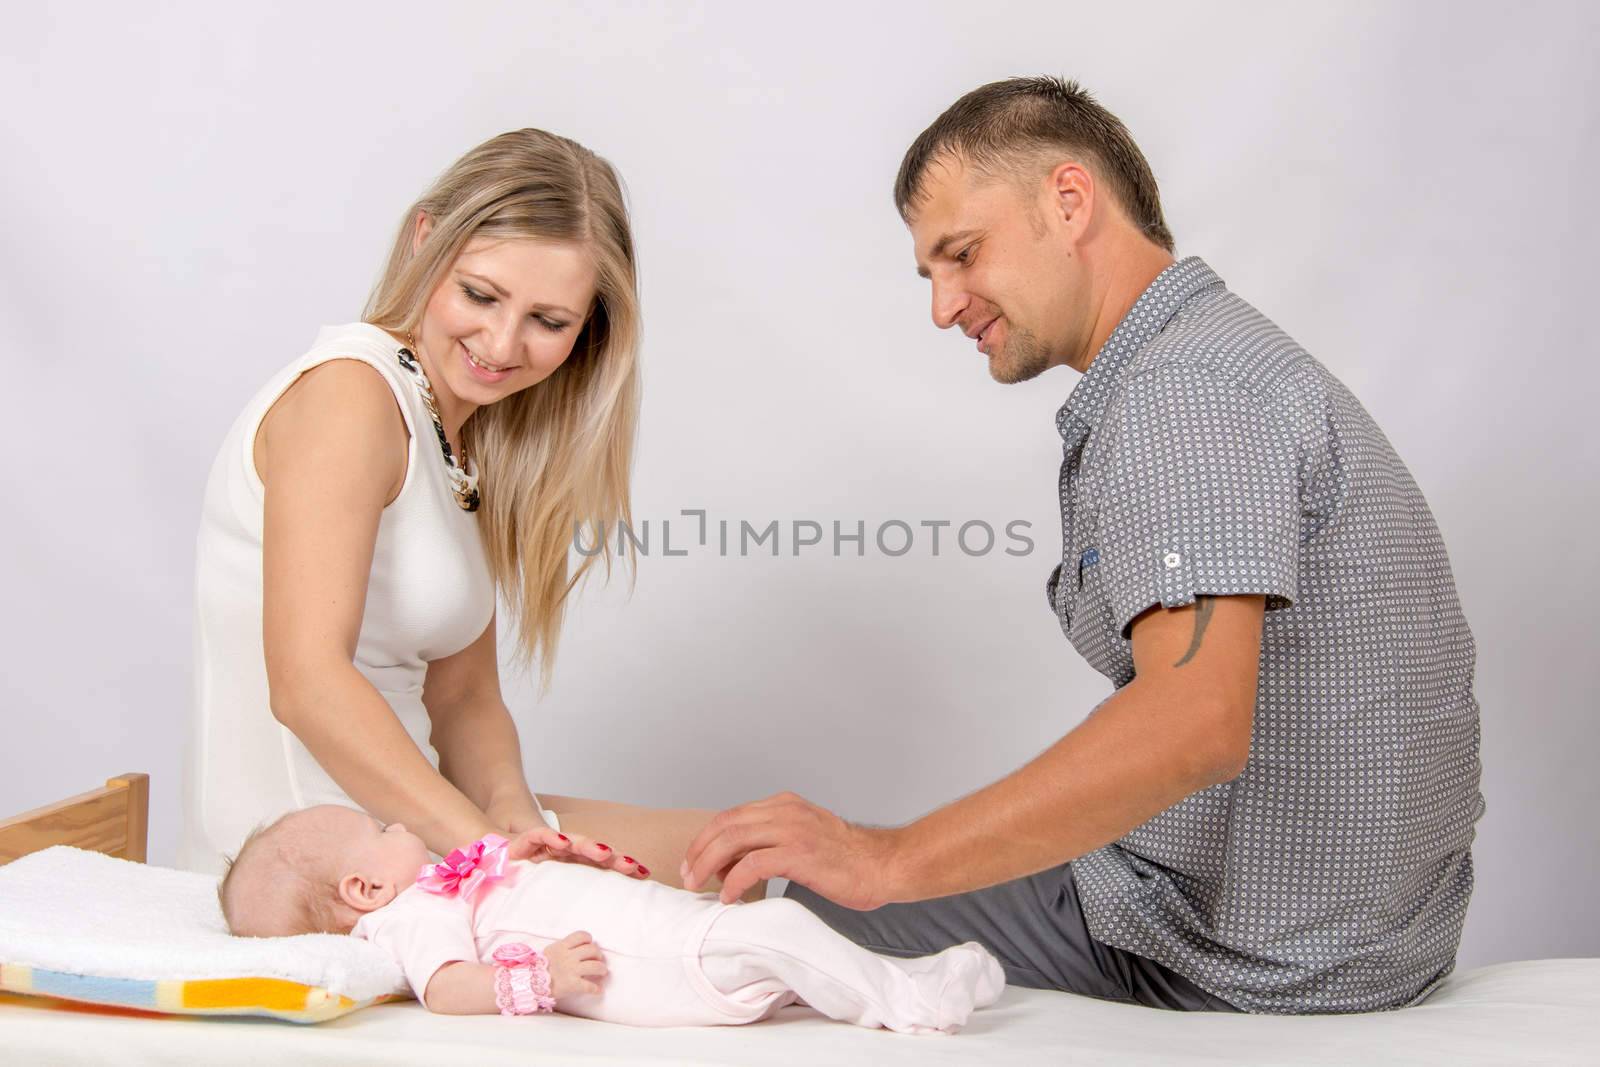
xmin=2 ymin=1 xmax=1595 ymax=972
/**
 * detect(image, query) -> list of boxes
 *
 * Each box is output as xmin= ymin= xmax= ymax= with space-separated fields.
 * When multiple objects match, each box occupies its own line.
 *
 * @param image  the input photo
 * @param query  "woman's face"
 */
xmin=414 ymin=230 xmax=600 ymax=413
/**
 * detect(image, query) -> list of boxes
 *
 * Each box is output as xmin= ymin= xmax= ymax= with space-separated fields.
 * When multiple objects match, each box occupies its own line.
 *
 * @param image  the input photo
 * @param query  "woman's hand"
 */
xmin=543 ymin=931 xmax=607 ymax=1001
xmin=504 ymin=825 xmax=650 ymax=880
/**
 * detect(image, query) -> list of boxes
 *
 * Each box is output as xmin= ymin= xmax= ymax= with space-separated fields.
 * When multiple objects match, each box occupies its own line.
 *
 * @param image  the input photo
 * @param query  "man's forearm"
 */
xmin=882 ymin=676 xmax=1239 ymax=903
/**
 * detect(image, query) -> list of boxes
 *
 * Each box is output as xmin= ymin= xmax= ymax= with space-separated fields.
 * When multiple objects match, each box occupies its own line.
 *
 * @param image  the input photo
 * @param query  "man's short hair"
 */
xmin=894 ymin=76 xmax=1175 ymax=253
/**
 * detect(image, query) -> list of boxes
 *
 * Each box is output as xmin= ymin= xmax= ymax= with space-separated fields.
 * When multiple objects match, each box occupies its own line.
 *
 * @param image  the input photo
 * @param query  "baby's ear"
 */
xmin=337 ymin=872 xmax=393 ymax=913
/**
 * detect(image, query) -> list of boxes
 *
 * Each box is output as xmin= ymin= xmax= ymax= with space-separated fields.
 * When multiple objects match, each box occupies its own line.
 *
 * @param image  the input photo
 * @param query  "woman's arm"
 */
xmin=259 ymin=359 xmax=497 ymax=854
xmin=422 ymin=615 xmax=544 ymax=829
xmin=424 ymin=619 xmax=649 ymax=877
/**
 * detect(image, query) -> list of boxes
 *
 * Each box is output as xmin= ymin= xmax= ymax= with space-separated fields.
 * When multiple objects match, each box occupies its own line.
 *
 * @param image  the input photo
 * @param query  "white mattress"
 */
xmin=2 ymin=958 xmax=1593 ymax=1066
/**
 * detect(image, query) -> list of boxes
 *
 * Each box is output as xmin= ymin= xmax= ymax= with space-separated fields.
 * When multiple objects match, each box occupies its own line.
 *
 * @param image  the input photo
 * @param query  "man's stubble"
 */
xmin=989 ymin=321 xmax=1053 ymax=384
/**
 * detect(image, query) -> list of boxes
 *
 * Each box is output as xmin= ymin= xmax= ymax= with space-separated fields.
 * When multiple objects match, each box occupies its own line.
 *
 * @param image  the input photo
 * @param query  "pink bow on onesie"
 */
xmin=415 ymin=832 xmax=514 ymax=903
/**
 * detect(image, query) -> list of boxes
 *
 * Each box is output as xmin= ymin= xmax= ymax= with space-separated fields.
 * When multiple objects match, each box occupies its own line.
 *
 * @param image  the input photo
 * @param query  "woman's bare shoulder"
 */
xmin=255 ymin=357 xmax=410 ymax=503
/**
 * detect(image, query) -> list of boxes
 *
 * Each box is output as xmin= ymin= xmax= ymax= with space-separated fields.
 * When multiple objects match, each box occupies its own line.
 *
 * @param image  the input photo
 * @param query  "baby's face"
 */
xmin=314 ymin=805 xmax=432 ymax=903
xmin=223 ymin=805 xmax=434 ymax=936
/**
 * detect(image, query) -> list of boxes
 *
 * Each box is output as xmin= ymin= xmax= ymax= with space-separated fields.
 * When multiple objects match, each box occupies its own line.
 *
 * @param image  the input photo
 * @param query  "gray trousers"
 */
xmin=782 ymin=861 xmax=1241 ymax=1012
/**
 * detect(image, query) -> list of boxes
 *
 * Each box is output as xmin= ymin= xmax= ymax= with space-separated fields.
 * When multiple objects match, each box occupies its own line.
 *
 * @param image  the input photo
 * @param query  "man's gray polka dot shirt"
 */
xmin=1047 ymin=256 xmax=1484 ymax=1014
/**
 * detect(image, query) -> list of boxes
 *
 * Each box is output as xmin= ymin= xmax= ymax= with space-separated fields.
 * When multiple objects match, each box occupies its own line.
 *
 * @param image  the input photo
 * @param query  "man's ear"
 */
xmin=1045 ymin=161 xmax=1094 ymax=233
xmin=410 ymin=210 xmax=433 ymax=257
xmin=337 ymin=872 xmax=396 ymax=914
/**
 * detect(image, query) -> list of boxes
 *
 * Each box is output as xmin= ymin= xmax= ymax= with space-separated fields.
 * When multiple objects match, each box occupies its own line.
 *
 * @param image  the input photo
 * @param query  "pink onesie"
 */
xmin=352 ymin=858 xmax=1004 ymax=1033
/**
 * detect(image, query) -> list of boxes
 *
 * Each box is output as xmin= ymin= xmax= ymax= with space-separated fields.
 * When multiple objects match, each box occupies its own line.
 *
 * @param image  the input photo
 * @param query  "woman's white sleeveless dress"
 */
xmin=179 ymin=321 xmax=555 ymax=875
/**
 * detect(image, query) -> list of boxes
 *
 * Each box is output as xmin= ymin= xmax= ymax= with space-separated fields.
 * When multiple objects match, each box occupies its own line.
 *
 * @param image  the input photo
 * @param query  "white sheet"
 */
xmin=2 ymin=958 xmax=1594 ymax=1066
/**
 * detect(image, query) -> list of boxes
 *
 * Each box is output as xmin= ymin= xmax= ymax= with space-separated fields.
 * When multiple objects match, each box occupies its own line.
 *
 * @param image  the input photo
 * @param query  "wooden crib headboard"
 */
xmin=0 ymin=773 xmax=149 ymax=865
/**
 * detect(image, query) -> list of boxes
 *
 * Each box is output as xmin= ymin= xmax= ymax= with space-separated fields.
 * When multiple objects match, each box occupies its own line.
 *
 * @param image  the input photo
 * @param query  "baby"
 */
xmin=219 ymin=805 xmax=1005 ymax=1034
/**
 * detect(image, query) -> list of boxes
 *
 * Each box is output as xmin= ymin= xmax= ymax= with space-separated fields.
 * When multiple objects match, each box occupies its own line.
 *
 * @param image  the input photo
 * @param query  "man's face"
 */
xmin=909 ymin=154 xmax=1086 ymax=383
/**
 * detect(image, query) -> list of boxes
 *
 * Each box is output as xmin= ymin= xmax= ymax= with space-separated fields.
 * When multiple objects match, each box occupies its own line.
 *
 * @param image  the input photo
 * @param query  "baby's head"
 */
xmin=218 ymin=805 xmax=430 ymax=938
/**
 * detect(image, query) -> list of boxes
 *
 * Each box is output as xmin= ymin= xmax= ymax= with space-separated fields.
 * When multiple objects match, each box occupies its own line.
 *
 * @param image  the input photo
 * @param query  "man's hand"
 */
xmin=504 ymin=825 xmax=649 ymax=879
xmin=679 ymin=791 xmax=900 ymax=907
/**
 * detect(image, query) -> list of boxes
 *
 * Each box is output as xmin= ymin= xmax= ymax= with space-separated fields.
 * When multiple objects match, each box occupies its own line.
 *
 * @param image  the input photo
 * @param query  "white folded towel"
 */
xmin=0 ymin=846 xmax=405 ymax=1002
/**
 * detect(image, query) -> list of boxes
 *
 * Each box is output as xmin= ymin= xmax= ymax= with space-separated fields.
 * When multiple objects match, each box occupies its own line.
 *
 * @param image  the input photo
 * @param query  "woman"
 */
xmin=180 ymin=128 xmax=721 ymax=890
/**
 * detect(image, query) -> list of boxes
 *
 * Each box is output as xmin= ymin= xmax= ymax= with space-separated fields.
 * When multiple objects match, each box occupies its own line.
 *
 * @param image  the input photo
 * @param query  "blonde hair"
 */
xmin=364 ymin=128 xmax=640 ymax=681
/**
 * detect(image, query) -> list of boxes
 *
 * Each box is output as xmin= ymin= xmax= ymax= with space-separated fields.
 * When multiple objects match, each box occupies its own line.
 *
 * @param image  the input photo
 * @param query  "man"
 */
xmin=681 ymin=76 xmax=1484 ymax=1015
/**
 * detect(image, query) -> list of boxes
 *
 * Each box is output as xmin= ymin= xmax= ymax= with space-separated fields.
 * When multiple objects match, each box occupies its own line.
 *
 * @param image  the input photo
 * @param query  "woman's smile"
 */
xmin=460 ymin=340 xmax=516 ymax=383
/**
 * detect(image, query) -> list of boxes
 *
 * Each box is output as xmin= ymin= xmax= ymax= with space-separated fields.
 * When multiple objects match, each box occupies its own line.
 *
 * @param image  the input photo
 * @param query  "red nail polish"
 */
xmin=637 ymin=865 xmax=650 ymax=876
xmin=595 ymin=843 xmax=611 ymax=851
xmin=623 ymin=856 xmax=636 ymax=864
xmin=557 ymin=834 xmax=569 ymax=842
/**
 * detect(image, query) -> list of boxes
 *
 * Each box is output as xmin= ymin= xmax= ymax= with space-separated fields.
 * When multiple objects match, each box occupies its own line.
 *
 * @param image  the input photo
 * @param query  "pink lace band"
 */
xmin=493 ymin=943 xmax=556 ymax=1016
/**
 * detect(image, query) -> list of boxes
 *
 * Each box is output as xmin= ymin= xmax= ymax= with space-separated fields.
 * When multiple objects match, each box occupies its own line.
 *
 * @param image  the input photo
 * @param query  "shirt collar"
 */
xmin=1055 ymin=255 xmax=1225 ymax=438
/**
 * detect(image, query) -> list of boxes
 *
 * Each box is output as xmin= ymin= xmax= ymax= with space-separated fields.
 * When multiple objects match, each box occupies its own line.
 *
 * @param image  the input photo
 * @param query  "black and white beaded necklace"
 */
xmin=396 ymin=338 xmax=481 ymax=512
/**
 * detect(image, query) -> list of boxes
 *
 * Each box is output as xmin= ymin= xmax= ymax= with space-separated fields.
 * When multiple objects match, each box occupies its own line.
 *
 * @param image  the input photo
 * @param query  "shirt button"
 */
xmin=1163 ymin=552 xmax=1182 ymax=569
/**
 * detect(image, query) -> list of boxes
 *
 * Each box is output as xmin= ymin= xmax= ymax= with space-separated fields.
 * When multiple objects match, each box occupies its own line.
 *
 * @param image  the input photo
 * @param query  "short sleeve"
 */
xmin=351 ymin=887 xmax=479 ymax=1003
xmin=1097 ymin=364 xmax=1301 ymax=638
